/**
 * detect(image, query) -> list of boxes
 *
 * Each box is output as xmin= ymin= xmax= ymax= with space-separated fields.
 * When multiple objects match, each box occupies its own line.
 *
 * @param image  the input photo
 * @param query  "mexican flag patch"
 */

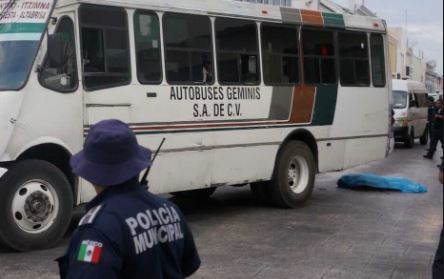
xmin=77 ymin=240 xmax=103 ymax=264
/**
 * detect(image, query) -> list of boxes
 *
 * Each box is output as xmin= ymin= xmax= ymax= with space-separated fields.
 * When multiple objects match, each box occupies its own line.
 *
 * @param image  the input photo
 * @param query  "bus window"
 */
xmin=216 ymin=18 xmax=259 ymax=85
xmin=80 ymin=5 xmax=130 ymax=90
xmin=302 ymin=29 xmax=336 ymax=85
xmin=261 ymin=23 xmax=299 ymax=85
xmin=134 ymin=11 xmax=162 ymax=84
xmin=163 ymin=13 xmax=213 ymax=84
xmin=39 ymin=17 xmax=78 ymax=92
xmin=338 ymin=32 xmax=370 ymax=87
xmin=370 ymin=33 xmax=386 ymax=87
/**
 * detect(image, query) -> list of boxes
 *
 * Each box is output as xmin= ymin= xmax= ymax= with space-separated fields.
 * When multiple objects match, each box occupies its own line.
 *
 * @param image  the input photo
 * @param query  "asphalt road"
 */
xmin=0 ymin=142 xmax=442 ymax=279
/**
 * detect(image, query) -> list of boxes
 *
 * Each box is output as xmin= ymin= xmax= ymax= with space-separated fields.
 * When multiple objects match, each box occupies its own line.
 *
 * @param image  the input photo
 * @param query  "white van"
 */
xmin=392 ymin=80 xmax=429 ymax=147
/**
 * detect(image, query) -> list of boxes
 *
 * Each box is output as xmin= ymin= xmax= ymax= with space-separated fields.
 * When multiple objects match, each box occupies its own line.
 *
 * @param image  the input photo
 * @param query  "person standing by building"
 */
xmin=425 ymin=100 xmax=443 ymax=159
xmin=57 ymin=119 xmax=201 ymax=279
xmin=428 ymin=97 xmax=437 ymax=147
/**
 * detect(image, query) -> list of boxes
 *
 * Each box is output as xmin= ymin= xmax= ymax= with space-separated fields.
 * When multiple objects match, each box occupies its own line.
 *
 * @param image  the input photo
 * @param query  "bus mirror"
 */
xmin=48 ymin=34 xmax=64 ymax=67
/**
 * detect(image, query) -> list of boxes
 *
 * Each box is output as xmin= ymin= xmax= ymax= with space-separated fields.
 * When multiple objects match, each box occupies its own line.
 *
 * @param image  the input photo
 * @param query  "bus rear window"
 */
xmin=338 ymin=32 xmax=370 ymax=87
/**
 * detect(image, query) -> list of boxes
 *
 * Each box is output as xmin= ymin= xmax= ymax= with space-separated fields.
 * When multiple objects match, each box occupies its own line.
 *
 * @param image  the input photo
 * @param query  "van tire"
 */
xmin=420 ymin=128 xmax=428 ymax=145
xmin=0 ymin=160 xmax=73 ymax=251
xmin=270 ymin=141 xmax=316 ymax=208
xmin=404 ymin=129 xmax=415 ymax=148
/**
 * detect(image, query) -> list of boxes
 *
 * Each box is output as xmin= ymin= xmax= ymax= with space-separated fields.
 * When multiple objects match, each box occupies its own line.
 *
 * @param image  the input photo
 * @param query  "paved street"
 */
xmin=0 ymin=143 xmax=442 ymax=279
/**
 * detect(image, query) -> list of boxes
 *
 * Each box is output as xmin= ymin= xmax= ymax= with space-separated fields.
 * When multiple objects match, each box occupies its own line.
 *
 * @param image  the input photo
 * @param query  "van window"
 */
xmin=216 ymin=18 xmax=259 ymax=84
xmin=338 ymin=32 xmax=370 ymax=86
xmin=302 ymin=29 xmax=336 ymax=84
xmin=134 ymin=11 xmax=162 ymax=84
xmin=415 ymin=93 xmax=428 ymax=108
xmin=392 ymin=90 xmax=408 ymax=109
xmin=409 ymin=93 xmax=417 ymax=107
xmin=80 ymin=5 xmax=131 ymax=90
xmin=164 ymin=13 xmax=213 ymax=84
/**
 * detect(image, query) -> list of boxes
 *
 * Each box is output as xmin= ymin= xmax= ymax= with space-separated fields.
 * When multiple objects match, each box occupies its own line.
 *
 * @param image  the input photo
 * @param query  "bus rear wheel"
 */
xmin=0 ymin=160 xmax=73 ymax=251
xmin=270 ymin=141 xmax=316 ymax=208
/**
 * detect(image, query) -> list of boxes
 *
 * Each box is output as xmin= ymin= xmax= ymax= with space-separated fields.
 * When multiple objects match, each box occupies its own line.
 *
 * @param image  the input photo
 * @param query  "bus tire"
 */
xmin=171 ymin=187 xmax=217 ymax=199
xmin=0 ymin=160 xmax=73 ymax=251
xmin=404 ymin=128 xmax=415 ymax=148
xmin=270 ymin=141 xmax=316 ymax=208
xmin=250 ymin=181 xmax=272 ymax=204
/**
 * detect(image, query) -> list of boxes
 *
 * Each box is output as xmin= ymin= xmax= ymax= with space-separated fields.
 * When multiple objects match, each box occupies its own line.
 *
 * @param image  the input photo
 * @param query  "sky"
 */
xmin=335 ymin=0 xmax=443 ymax=74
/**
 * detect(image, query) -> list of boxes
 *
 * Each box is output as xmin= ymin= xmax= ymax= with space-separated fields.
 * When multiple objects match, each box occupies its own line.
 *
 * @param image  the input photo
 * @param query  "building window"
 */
xmin=80 ymin=5 xmax=130 ymax=90
xmin=261 ymin=23 xmax=299 ymax=85
xmin=370 ymin=33 xmax=386 ymax=87
xmin=338 ymin=32 xmax=370 ymax=86
xmin=163 ymin=13 xmax=213 ymax=84
xmin=302 ymin=29 xmax=336 ymax=84
xmin=134 ymin=11 xmax=162 ymax=84
xmin=216 ymin=18 xmax=260 ymax=84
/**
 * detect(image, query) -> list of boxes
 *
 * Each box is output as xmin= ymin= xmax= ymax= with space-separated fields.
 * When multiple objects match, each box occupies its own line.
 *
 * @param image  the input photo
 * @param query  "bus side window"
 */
xmin=134 ymin=11 xmax=162 ymax=84
xmin=370 ymin=33 xmax=386 ymax=87
xmin=216 ymin=18 xmax=260 ymax=85
xmin=261 ymin=23 xmax=299 ymax=85
xmin=302 ymin=29 xmax=336 ymax=85
xmin=39 ymin=17 xmax=78 ymax=92
xmin=338 ymin=32 xmax=370 ymax=87
xmin=80 ymin=5 xmax=130 ymax=90
xmin=163 ymin=13 xmax=213 ymax=84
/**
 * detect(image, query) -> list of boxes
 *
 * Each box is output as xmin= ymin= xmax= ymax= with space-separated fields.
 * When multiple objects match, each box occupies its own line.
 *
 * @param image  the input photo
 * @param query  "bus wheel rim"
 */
xmin=287 ymin=155 xmax=310 ymax=194
xmin=11 ymin=180 xmax=59 ymax=234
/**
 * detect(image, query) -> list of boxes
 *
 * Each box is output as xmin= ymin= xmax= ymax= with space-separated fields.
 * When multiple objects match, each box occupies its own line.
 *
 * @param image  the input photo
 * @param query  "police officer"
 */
xmin=425 ymin=99 xmax=443 ymax=159
xmin=57 ymin=119 xmax=201 ymax=279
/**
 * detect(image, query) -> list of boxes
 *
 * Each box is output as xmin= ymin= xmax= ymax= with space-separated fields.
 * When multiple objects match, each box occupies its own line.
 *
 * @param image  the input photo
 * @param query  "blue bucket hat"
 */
xmin=70 ymin=119 xmax=152 ymax=186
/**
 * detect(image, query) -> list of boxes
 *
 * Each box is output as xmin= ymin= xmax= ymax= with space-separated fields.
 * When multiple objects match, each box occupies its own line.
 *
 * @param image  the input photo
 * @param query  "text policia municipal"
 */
xmin=125 ymin=204 xmax=184 ymax=255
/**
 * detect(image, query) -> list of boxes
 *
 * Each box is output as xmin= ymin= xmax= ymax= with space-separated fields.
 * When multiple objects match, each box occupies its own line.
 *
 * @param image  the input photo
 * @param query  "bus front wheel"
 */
xmin=0 ymin=160 xmax=73 ymax=251
xmin=270 ymin=141 xmax=316 ymax=208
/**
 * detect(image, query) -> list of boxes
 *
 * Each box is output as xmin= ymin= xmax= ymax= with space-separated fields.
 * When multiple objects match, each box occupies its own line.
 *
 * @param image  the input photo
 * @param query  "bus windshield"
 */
xmin=0 ymin=0 xmax=55 ymax=90
xmin=392 ymin=90 xmax=408 ymax=109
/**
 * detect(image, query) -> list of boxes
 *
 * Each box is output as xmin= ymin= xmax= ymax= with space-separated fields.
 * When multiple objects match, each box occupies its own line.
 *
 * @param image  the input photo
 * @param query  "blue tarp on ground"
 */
xmin=338 ymin=173 xmax=428 ymax=193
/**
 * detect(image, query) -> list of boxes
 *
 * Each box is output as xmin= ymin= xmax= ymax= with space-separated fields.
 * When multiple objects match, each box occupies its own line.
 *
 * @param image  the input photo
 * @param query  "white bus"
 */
xmin=0 ymin=0 xmax=392 ymax=251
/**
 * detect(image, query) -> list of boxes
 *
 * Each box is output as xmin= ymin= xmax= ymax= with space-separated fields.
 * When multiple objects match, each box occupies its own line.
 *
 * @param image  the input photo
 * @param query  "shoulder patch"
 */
xmin=78 ymin=205 xmax=103 ymax=226
xmin=77 ymin=240 xmax=103 ymax=264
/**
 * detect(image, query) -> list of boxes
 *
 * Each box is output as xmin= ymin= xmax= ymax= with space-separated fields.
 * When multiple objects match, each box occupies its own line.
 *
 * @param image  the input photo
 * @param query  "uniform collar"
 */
xmin=85 ymin=178 xmax=142 ymax=211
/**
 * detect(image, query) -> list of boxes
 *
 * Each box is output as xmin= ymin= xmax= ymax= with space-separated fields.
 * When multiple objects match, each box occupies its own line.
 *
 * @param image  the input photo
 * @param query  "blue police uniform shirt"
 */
xmin=57 ymin=178 xmax=201 ymax=279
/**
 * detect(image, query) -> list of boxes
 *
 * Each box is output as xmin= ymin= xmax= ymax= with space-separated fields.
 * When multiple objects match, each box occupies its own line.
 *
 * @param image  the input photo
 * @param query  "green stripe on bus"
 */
xmin=311 ymin=85 xmax=338 ymax=126
xmin=0 ymin=23 xmax=46 ymax=34
xmin=322 ymin=12 xmax=345 ymax=29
